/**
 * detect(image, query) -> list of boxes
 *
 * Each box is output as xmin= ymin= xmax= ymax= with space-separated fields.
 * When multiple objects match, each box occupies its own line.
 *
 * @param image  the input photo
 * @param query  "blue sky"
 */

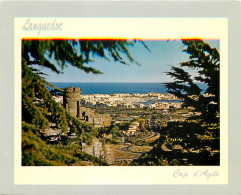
xmin=42 ymin=40 xmax=219 ymax=83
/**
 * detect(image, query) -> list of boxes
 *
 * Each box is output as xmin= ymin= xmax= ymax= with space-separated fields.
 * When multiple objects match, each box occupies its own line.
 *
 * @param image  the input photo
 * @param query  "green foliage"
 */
xmin=132 ymin=40 xmax=220 ymax=166
xmin=117 ymin=122 xmax=131 ymax=130
xmin=132 ymin=122 xmax=220 ymax=166
xmin=110 ymin=126 xmax=120 ymax=137
xmin=22 ymin=39 xmax=142 ymax=75
xmin=22 ymin=39 xmax=141 ymax=133
xmin=21 ymin=39 xmax=143 ymax=165
xmin=22 ymin=123 xmax=107 ymax=166
xmin=105 ymin=138 xmax=121 ymax=145
xmin=165 ymin=39 xmax=220 ymax=124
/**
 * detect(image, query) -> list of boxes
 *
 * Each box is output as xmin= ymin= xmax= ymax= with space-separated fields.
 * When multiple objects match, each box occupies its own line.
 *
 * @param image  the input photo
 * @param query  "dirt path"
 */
xmin=140 ymin=131 xmax=160 ymax=141
xmin=106 ymin=131 xmax=160 ymax=165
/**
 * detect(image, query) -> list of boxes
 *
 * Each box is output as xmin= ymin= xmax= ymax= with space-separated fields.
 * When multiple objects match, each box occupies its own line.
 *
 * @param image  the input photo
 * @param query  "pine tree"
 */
xmin=165 ymin=39 xmax=220 ymax=124
xmin=132 ymin=40 xmax=220 ymax=166
xmin=21 ymin=39 xmax=145 ymax=165
xmin=22 ymin=39 xmax=143 ymax=131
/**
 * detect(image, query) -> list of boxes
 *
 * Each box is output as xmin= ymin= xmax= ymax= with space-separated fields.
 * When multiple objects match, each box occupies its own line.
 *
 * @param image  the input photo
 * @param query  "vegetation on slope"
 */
xmin=22 ymin=122 xmax=107 ymax=166
xmin=132 ymin=40 xmax=220 ymax=166
xmin=22 ymin=39 xmax=143 ymax=165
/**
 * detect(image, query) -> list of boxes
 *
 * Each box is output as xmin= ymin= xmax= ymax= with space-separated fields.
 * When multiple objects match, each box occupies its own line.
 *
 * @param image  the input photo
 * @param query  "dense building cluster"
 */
xmin=81 ymin=93 xmax=182 ymax=109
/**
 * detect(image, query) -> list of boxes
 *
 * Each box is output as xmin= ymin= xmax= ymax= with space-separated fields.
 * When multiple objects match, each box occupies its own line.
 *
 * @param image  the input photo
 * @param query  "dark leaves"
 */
xmin=166 ymin=39 xmax=220 ymax=124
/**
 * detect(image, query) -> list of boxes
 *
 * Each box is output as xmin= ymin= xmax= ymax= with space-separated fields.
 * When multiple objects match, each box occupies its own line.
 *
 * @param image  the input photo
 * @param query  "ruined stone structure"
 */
xmin=63 ymin=87 xmax=111 ymax=127
xmin=78 ymin=106 xmax=112 ymax=128
xmin=81 ymin=138 xmax=104 ymax=158
xmin=63 ymin=87 xmax=81 ymax=118
xmin=81 ymin=139 xmax=115 ymax=165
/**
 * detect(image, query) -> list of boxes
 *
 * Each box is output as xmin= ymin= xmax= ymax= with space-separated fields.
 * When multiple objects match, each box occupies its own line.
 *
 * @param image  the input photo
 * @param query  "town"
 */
xmin=81 ymin=93 xmax=181 ymax=109
xmin=44 ymin=87 xmax=204 ymax=165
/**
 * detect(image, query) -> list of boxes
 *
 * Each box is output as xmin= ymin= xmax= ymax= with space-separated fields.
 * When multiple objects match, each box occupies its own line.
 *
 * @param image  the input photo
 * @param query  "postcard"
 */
xmin=14 ymin=17 xmax=228 ymax=185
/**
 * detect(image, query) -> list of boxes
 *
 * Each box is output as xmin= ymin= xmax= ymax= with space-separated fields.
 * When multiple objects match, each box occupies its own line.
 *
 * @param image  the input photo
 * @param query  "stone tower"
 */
xmin=63 ymin=86 xmax=112 ymax=127
xmin=63 ymin=87 xmax=81 ymax=118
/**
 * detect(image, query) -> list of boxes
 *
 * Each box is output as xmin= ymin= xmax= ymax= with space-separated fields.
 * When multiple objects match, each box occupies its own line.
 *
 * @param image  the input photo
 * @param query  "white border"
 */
xmin=14 ymin=17 xmax=228 ymax=185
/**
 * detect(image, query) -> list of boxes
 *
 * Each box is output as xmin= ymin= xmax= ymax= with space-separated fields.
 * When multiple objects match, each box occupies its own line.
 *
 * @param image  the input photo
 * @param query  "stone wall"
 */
xmin=81 ymin=139 xmax=115 ymax=165
xmin=78 ymin=106 xmax=112 ymax=127
xmin=104 ymin=144 xmax=115 ymax=165
xmin=82 ymin=138 xmax=104 ymax=158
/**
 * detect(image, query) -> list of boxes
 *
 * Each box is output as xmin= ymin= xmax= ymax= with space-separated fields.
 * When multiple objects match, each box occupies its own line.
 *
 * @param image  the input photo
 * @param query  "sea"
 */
xmin=48 ymin=82 xmax=207 ymax=95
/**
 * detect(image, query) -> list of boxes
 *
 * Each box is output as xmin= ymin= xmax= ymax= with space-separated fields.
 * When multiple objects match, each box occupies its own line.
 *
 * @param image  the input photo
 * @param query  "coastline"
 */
xmin=48 ymin=82 xmax=207 ymax=95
